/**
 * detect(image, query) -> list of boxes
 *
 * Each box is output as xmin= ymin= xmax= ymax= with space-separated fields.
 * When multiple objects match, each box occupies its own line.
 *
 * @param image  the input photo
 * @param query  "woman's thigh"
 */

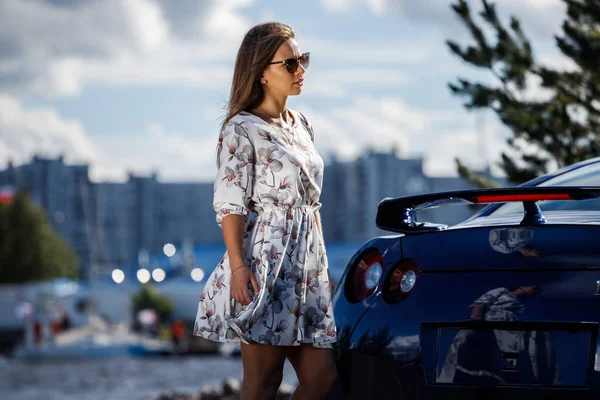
xmin=286 ymin=344 xmax=336 ymax=384
xmin=241 ymin=342 xmax=287 ymax=382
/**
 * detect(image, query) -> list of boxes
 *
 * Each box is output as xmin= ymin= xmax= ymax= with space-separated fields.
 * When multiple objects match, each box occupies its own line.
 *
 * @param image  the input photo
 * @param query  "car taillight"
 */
xmin=345 ymin=248 xmax=383 ymax=303
xmin=383 ymin=259 xmax=418 ymax=304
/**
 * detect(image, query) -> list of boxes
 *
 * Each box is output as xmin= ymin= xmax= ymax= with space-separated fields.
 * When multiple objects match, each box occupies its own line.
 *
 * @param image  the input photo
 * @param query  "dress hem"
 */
xmin=193 ymin=320 xmax=337 ymax=348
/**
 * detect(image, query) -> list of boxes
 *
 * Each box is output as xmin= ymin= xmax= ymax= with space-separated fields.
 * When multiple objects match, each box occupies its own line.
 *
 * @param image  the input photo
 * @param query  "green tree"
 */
xmin=131 ymin=284 xmax=174 ymax=322
xmin=0 ymin=189 xmax=78 ymax=283
xmin=448 ymin=0 xmax=600 ymax=185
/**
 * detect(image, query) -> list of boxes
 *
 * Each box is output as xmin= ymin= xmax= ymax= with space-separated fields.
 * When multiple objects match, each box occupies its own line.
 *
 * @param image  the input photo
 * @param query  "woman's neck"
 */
xmin=257 ymin=96 xmax=289 ymax=120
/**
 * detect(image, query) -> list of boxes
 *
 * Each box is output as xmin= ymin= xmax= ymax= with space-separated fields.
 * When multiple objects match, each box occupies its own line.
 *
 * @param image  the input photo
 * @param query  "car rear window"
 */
xmin=488 ymin=162 xmax=600 ymax=216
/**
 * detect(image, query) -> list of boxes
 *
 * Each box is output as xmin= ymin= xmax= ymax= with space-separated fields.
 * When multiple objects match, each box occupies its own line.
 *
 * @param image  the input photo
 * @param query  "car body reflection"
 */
xmin=437 ymin=285 xmax=560 ymax=385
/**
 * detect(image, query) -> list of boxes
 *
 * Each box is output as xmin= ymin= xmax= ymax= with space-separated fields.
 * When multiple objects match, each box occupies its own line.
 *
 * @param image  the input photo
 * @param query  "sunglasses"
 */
xmin=268 ymin=52 xmax=310 ymax=74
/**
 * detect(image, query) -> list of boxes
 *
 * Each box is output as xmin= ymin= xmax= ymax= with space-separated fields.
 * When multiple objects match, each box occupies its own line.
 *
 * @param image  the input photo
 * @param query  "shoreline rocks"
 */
xmin=146 ymin=377 xmax=295 ymax=400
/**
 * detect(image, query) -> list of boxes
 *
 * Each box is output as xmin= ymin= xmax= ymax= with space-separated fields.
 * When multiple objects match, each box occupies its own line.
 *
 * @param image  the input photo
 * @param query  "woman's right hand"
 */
xmin=231 ymin=265 xmax=260 ymax=306
xmin=220 ymin=215 xmax=259 ymax=306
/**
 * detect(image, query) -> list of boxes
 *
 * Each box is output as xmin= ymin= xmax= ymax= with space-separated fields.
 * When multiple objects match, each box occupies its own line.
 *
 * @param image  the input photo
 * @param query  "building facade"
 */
xmin=0 ymin=152 xmax=504 ymax=280
xmin=319 ymin=149 xmax=504 ymax=242
xmin=0 ymin=156 xmax=97 ymax=280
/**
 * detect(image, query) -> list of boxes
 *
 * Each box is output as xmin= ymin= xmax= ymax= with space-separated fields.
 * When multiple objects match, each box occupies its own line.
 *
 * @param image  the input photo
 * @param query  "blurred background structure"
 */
xmin=0 ymin=151 xmax=500 ymax=282
xmin=1 ymin=0 xmax=599 ymax=399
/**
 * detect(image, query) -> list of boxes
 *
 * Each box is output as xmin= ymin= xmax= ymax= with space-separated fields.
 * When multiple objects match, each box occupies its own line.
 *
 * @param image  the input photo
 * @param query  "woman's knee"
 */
xmin=241 ymin=343 xmax=286 ymax=398
xmin=298 ymin=365 xmax=337 ymax=393
xmin=258 ymin=367 xmax=284 ymax=386
xmin=244 ymin=362 xmax=284 ymax=384
xmin=242 ymin=369 xmax=283 ymax=400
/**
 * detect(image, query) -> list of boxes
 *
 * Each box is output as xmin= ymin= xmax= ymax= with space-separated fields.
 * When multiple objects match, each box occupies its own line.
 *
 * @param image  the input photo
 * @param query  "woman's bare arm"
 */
xmin=221 ymin=214 xmax=259 ymax=305
xmin=221 ymin=214 xmax=246 ymax=268
xmin=315 ymin=211 xmax=334 ymax=293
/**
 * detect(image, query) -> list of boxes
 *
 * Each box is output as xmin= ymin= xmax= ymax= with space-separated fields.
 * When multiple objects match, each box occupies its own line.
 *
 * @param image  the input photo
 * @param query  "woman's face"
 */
xmin=262 ymin=38 xmax=306 ymax=97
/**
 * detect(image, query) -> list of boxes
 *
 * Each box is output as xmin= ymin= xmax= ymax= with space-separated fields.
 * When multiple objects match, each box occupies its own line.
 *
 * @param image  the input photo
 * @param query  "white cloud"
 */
xmin=297 ymin=35 xmax=432 ymax=97
xmin=90 ymin=125 xmax=218 ymax=183
xmin=319 ymin=0 xmax=565 ymax=39
xmin=0 ymin=95 xmax=218 ymax=183
xmin=301 ymin=36 xmax=432 ymax=65
xmin=538 ymin=52 xmax=579 ymax=72
xmin=0 ymin=0 xmax=252 ymax=97
xmin=0 ymin=94 xmax=98 ymax=166
xmin=203 ymin=0 xmax=255 ymax=40
xmin=0 ymin=0 xmax=169 ymax=95
xmin=298 ymin=96 xmax=511 ymax=177
xmin=297 ymin=97 xmax=425 ymax=161
xmin=81 ymin=53 xmax=234 ymax=89
xmin=305 ymin=68 xmax=410 ymax=97
xmin=385 ymin=334 xmax=421 ymax=362
xmin=321 ymin=0 xmax=352 ymax=13
xmin=0 ymin=0 xmax=561 ymax=185
xmin=320 ymin=0 xmax=385 ymax=14
xmin=0 ymin=93 xmax=510 ymax=185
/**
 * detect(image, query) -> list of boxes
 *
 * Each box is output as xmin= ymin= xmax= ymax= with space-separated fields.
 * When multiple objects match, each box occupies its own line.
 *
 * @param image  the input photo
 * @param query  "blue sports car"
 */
xmin=331 ymin=157 xmax=600 ymax=400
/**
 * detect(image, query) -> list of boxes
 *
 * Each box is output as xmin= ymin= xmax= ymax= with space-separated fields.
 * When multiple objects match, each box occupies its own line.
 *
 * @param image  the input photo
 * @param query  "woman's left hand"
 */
xmin=327 ymin=271 xmax=335 ymax=296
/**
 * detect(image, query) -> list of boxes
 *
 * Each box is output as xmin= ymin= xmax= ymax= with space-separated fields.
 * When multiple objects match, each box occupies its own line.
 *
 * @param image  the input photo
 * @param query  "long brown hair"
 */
xmin=222 ymin=22 xmax=295 ymax=130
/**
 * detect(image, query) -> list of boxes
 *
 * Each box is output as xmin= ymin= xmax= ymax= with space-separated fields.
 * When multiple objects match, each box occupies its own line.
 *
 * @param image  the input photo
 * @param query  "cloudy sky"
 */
xmin=0 ymin=0 xmax=568 ymax=182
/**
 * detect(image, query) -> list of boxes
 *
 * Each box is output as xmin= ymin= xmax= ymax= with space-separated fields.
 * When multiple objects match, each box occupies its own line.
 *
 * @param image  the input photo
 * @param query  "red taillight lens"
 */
xmin=474 ymin=193 xmax=572 ymax=203
xmin=345 ymin=248 xmax=383 ymax=303
xmin=383 ymin=260 xmax=419 ymax=304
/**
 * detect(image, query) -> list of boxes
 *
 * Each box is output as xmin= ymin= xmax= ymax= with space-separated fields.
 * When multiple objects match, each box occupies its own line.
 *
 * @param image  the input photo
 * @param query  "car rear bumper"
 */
xmin=332 ymin=348 xmax=600 ymax=400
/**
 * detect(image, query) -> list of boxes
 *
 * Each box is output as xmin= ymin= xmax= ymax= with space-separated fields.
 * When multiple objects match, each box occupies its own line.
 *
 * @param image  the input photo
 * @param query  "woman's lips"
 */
xmin=293 ymin=79 xmax=304 ymax=86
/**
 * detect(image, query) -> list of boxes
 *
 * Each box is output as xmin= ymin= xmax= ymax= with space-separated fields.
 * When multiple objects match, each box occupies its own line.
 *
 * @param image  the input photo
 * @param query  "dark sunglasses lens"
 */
xmin=284 ymin=54 xmax=310 ymax=73
xmin=300 ymin=53 xmax=310 ymax=70
xmin=285 ymin=59 xmax=299 ymax=73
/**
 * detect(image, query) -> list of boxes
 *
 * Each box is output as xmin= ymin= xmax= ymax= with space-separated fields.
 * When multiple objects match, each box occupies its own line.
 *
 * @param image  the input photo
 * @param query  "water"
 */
xmin=0 ymin=355 xmax=299 ymax=400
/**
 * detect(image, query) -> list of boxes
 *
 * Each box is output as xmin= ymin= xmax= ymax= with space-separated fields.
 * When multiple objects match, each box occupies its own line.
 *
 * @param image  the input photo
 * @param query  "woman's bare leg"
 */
xmin=287 ymin=344 xmax=337 ymax=400
xmin=240 ymin=342 xmax=287 ymax=400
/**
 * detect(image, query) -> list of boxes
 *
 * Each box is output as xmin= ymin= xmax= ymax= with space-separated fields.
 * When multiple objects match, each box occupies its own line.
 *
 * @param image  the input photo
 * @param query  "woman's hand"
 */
xmin=469 ymin=304 xmax=485 ymax=320
xmin=327 ymin=270 xmax=335 ymax=296
xmin=231 ymin=265 xmax=260 ymax=306
xmin=221 ymin=215 xmax=259 ymax=306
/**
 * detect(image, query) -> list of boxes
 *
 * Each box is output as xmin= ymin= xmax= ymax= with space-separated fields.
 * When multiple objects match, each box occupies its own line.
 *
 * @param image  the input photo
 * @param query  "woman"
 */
xmin=193 ymin=22 xmax=337 ymax=400
xmin=438 ymin=286 xmax=559 ymax=385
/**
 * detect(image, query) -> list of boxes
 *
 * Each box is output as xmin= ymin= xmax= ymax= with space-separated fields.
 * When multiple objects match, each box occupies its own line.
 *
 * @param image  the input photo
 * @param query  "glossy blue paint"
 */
xmin=332 ymin=159 xmax=600 ymax=399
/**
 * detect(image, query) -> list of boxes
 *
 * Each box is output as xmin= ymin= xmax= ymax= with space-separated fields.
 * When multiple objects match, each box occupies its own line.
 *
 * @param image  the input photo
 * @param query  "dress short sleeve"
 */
xmin=213 ymin=119 xmax=255 ymax=227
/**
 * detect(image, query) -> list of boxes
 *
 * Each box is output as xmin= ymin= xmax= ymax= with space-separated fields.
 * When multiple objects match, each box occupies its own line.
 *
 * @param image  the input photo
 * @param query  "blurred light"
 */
xmin=137 ymin=268 xmax=151 ymax=284
xmin=14 ymin=302 xmax=33 ymax=320
xmin=0 ymin=186 xmax=14 ymax=205
xmin=54 ymin=210 xmax=65 ymax=224
xmin=191 ymin=268 xmax=205 ymax=282
xmin=137 ymin=309 xmax=157 ymax=326
xmin=52 ymin=280 xmax=79 ymax=297
xmin=152 ymin=268 xmax=166 ymax=282
xmin=112 ymin=269 xmax=125 ymax=284
xmin=163 ymin=243 xmax=176 ymax=257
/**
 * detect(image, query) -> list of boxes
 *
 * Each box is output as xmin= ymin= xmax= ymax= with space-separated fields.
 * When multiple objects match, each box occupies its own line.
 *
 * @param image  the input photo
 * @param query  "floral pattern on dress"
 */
xmin=193 ymin=110 xmax=336 ymax=348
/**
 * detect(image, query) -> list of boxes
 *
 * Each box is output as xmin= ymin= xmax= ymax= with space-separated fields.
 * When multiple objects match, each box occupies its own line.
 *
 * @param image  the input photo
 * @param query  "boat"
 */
xmin=11 ymin=319 xmax=173 ymax=359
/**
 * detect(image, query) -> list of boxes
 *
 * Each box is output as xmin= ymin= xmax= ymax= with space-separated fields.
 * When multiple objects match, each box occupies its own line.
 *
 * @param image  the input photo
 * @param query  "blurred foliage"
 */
xmin=455 ymin=157 xmax=502 ymax=189
xmin=448 ymin=0 xmax=600 ymax=186
xmin=0 ymin=189 xmax=78 ymax=283
xmin=131 ymin=284 xmax=174 ymax=322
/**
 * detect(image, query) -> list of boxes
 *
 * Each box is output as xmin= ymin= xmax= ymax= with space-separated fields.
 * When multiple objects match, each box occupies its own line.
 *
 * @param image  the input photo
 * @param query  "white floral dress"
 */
xmin=193 ymin=109 xmax=337 ymax=348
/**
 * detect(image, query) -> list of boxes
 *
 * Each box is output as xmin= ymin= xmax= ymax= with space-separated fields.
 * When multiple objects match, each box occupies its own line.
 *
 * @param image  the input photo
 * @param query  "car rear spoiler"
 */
xmin=376 ymin=186 xmax=600 ymax=234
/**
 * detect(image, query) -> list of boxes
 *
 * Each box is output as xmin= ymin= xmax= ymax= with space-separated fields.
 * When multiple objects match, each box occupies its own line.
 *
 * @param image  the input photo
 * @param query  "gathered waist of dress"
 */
xmin=255 ymin=203 xmax=319 ymax=213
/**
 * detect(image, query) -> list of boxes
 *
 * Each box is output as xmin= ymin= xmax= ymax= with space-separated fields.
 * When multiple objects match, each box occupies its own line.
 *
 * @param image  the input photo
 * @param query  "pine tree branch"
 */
xmin=455 ymin=158 xmax=502 ymax=188
xmin=448 ymin=0 xmax=600 ymax=184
